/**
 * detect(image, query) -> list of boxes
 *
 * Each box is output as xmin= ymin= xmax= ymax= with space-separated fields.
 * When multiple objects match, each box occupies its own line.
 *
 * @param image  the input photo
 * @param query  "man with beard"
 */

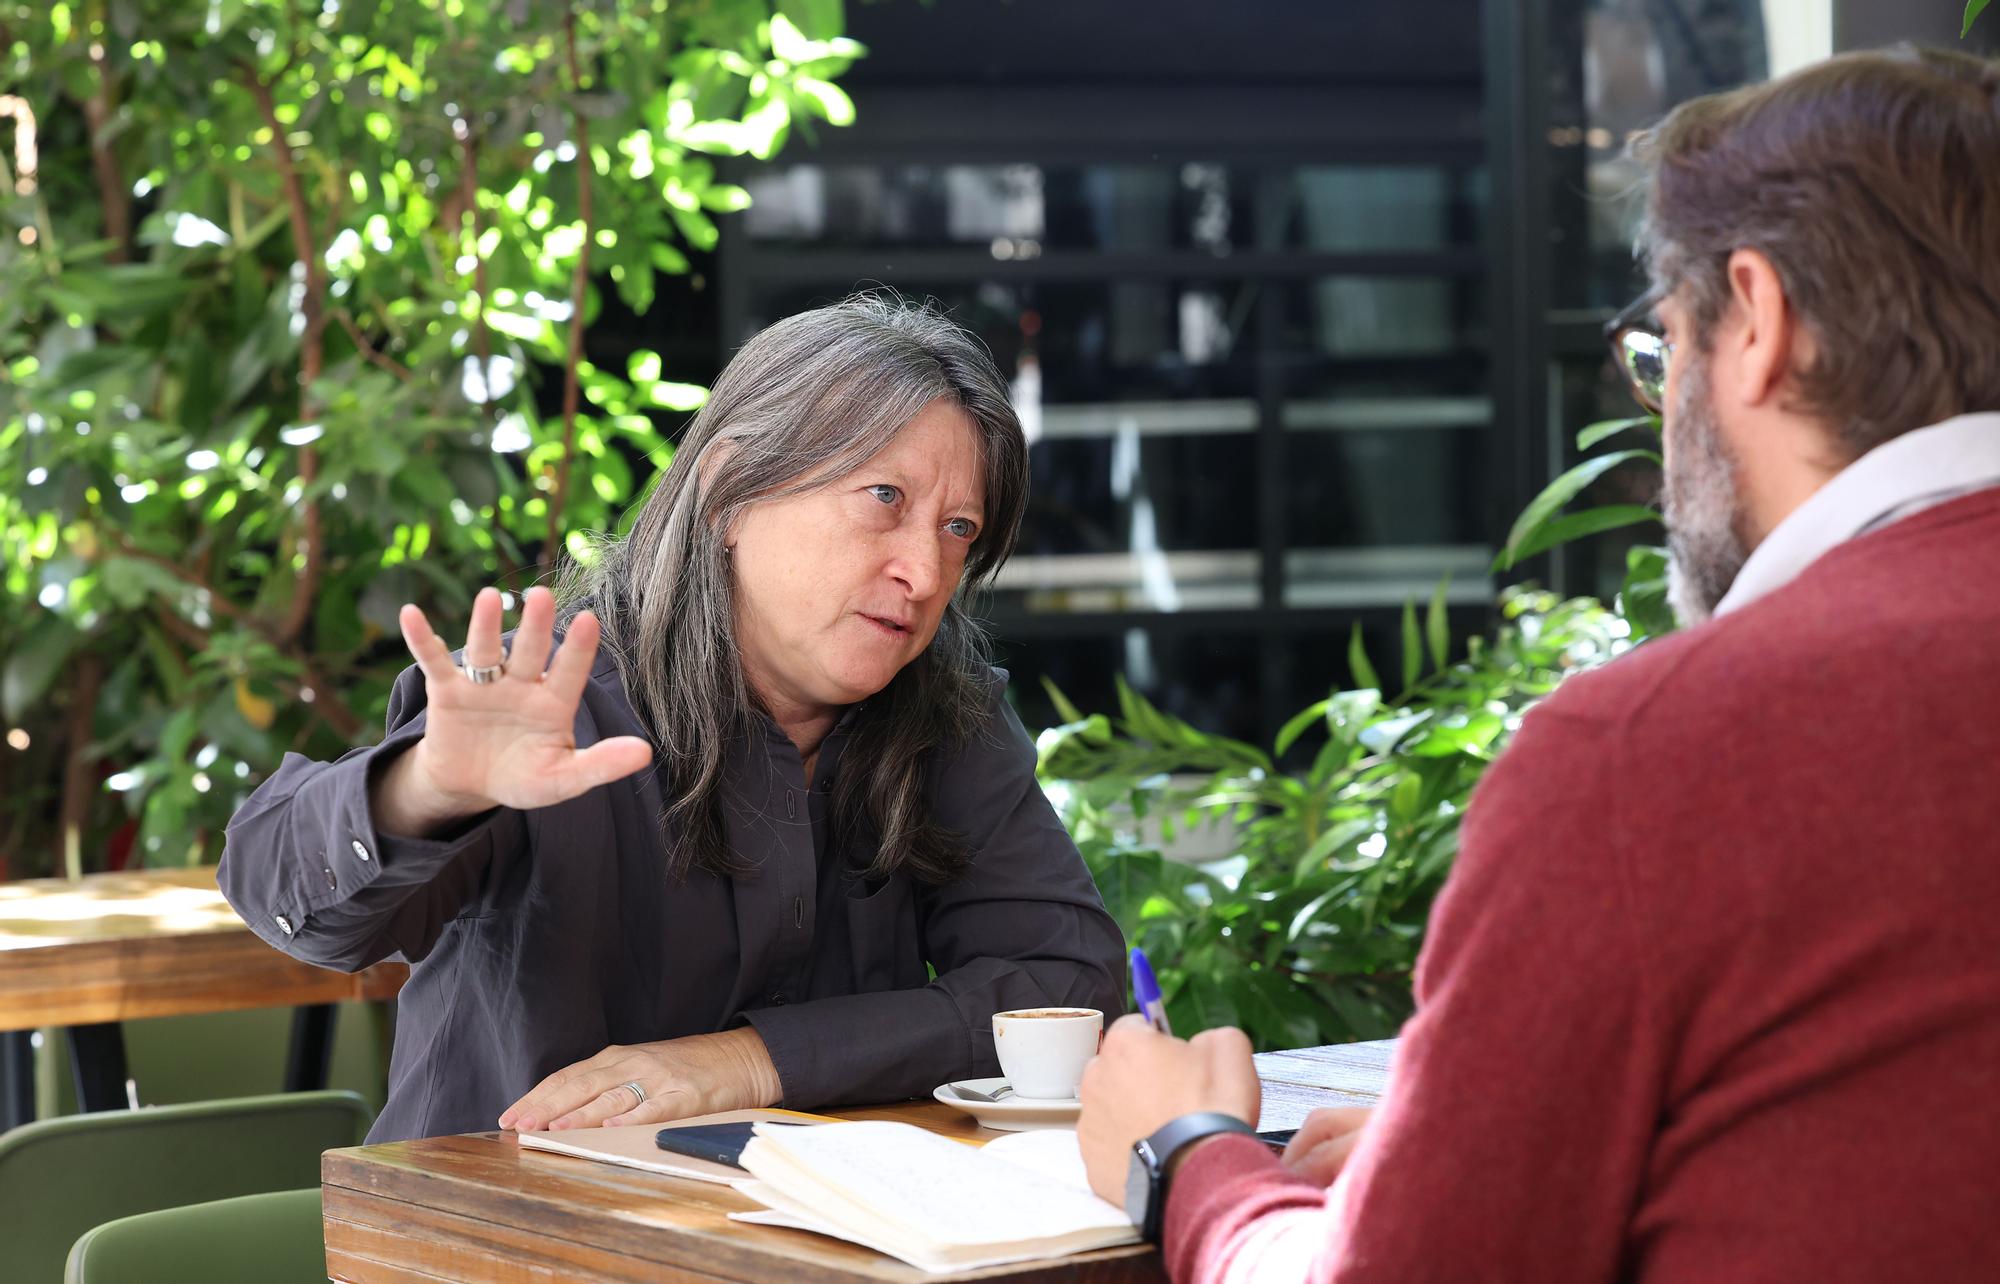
xmin=1073 ymin=45 xmax=2000 ymax=1284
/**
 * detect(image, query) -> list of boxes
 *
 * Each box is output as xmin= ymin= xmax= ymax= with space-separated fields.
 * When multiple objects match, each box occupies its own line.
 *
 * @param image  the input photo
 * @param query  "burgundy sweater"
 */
xmin=1166 ymin=488 xmax=2000 ymax=1283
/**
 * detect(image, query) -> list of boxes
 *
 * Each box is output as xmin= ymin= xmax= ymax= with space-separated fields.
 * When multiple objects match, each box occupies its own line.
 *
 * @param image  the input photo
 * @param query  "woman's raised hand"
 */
xmin=371 ymin=586 xmax=654 ymax=835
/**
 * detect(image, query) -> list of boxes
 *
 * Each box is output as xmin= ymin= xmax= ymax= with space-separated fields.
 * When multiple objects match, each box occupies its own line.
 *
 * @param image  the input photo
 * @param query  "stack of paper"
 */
xmin=731 ymin=1121 xmax=1140 ymax=1273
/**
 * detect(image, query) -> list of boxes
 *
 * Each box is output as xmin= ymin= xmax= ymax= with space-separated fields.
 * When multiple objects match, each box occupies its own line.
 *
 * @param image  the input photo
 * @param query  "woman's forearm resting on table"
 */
xmin=501 ymin=1026 xmax=783 ymax=1132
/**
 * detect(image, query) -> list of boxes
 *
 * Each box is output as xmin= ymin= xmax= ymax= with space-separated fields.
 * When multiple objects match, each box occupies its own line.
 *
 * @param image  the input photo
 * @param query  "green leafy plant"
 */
xmin=0 ymin=0 xmax=863 ymax=878
xmin=1036 ymin=588 xmax=1633 ymax=1049
xmin=1967 ymin=0 xmax=1990 ymax=38
xmin=1494 ymin=414 xmax=1674 ymax=640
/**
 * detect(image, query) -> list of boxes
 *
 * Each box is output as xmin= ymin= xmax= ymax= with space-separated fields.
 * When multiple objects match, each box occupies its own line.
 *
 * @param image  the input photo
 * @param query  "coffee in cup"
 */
xmin=991 ymin=1007 xmax=1103 ymax=1099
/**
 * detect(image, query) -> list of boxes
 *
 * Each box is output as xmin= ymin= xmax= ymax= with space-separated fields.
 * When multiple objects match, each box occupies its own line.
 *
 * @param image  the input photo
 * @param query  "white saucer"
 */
xmin=932 ymin=1078 xmax=1082 ymax=1132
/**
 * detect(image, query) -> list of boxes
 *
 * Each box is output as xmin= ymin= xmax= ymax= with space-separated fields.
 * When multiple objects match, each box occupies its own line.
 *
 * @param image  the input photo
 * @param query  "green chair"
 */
xmin=0 ymin=1090 xmax=369 ymax=1283
xmin=64 ymin=1188 xmax=326 ymax=1284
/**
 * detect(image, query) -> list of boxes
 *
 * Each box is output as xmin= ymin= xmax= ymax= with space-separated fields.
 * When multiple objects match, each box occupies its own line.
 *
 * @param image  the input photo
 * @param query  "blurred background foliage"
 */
xmin=1037 ymin=586 xmax=1635 ymax=1048
xmin=0 ymin=0 xmax=862 ymax=878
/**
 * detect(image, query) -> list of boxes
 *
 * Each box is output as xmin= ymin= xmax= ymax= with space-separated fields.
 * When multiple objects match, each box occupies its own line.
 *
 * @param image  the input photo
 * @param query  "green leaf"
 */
xmin=648 ymin=381 xmax=709 ymax=411
xmin=98 ymin=557 xmax=190 ymax=609
xmin=1041 ymin=677 xmax=1086 ymax=726
xmin=1324 ymin=690 xmax=1380 ymax=746
xmin=778 ymin=0 xmax=845 ymax=39
xmin=1425 ymin=577 xmax=1450 ymax=673
xmin=1618 ymin=544 xmax=1677 ymax=639
xmin=1346 ymin=623 xmax=1381 ymax=694
xmin=53 ymin=264 xmax=196 ymax=317
xmin=4 ymin=614 xmax=79 ymax=722
xmin=1499 ymin=504 xmax=1660 ymax=568
xmin=1497 ymin=449 xmax=1661 ymax=570
xmin=699 ymin=183 xmax=753 ymax=212
xmin=1966 ymin=0 xmax=1991 ymax=37
xmin=1408 ymin=712 xmax=1504 ymax=758
xmin=1389 ymin=773 xmax=1424 ymax=824
xmin=1575 ymin=415 xmax=1656 ymax=452
xmin=1400 ymin=601 xmax=1421 ymax=693
xmin=1275 ymin=698 xmax=1332 ymax=758
xmin=791 ymin=77 xmax=856 ymax=127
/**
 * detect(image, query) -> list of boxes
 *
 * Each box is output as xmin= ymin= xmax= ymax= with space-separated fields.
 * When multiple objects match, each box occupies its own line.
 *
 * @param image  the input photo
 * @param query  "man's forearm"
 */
xmin=1163 ymin=1135 xmax=1331 ymax=1284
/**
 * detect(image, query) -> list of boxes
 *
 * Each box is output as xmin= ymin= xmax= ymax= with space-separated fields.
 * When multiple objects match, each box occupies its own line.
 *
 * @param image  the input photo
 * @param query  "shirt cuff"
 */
xmin=737 ymin=986 xmax=966 ymax=1110
xmin=277 ymin=731 xmax=507 ymax=934
xmin=1164 ymin=1134 xmax=1324 ymax=1282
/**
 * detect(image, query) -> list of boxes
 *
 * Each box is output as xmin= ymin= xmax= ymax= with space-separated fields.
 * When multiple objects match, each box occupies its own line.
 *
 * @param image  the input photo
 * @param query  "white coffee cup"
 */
xmin=991 ymin=1007 xmax=1104 ymax=1100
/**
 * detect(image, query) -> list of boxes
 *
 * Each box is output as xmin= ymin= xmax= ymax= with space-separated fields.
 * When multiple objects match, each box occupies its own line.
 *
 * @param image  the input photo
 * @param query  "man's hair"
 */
xmin=1635 ymin=45 xmax=2000 ymax=459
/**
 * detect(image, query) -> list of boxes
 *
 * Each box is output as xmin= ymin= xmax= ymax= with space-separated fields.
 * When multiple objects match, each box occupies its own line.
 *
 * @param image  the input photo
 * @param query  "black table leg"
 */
xmin=284 ymin=1004 xmax=337 ymax=1093
xmin=67 ymin=1023 xmax=131 ymax=1112
xmin=2 ymin=1031 xmax=36 ymax=1129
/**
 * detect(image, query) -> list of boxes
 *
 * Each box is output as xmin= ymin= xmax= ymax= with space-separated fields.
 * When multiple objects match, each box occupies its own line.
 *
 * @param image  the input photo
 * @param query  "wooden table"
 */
xmin=322 ymin=1040 xmax=1398 ymax=1282
xmin=0 ymin=867 xmax=408 ymax=1125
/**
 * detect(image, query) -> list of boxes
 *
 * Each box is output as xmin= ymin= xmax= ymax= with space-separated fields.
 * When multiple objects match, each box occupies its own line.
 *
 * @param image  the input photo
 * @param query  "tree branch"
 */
xmin=81 ymin=44 xmax=130 ymax=263
xmin=59 ymin=653 xmax=105 ymax=879
xmin=456 ymin=124 xmax=519 ymax=582
xmin=546 ymin=10 xmax=594 ymax=558
xmin=110 ymin=537 xmax=364 ymax=741
xmin=332 ymin=308 xmax=416 ymax=384
xmin=249 ymin=74 xmax=327 ymax=646
xmin=457 ymin=125 xmax=497 ymax=405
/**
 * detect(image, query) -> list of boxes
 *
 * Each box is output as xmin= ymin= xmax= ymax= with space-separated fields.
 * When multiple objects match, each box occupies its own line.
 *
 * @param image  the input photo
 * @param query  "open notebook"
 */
xmin=731 ymin=1122 xmax=1141 ymax=1273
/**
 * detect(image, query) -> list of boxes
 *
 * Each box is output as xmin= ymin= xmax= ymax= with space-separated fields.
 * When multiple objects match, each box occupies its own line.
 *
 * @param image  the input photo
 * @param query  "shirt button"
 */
xmin=323 ymin=867 xmax=337 ymax=890
xmin=274 ymin=915 xmax=294 ymax=935
xmin=350 ymin=839 xmax=371 ymax=862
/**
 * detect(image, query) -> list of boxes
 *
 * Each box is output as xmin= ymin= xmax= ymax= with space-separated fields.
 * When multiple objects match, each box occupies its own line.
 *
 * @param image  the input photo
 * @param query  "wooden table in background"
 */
xmin=322 ymin=1040 xmax=1398 ymax=1283
xmin=0 ymin=867 xmax=408 ymax=1126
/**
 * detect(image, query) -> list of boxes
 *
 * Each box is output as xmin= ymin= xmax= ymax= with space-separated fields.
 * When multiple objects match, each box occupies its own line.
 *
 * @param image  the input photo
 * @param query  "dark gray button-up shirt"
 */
xmin=217 ymin=648 xmax=1124 ymax=1142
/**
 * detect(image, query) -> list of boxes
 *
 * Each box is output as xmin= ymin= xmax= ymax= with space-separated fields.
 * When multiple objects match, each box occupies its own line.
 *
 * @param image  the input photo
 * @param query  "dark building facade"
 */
xmin=663 ymin=0 xmax=1954 ymax=744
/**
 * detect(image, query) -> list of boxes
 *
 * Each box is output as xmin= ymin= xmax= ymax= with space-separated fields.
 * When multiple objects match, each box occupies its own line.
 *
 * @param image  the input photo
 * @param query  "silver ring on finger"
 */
xmin=620 ymin=1080 xmax=646 ymax=1109
xmin=462 ymin=660 xmax=507 ymax=684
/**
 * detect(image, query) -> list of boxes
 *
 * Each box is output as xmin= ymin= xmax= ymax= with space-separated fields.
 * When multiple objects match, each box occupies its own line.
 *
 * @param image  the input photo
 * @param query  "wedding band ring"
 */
xmin=621 ymin=1081 xmax=646 ymax=1108
xmin=463 ymin=660 xmax=506 ymax=684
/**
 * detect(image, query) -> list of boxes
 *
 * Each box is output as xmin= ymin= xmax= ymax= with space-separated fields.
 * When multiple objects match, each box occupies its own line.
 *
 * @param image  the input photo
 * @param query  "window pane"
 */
xmin=1272 ymin=275 xmax=1485 ymax=362
xmin=1548 ymin=0 xmax=1771 ymax=310
xmin=1262 ymin=165 xmax=1484 ymax=253
xmin=741 ymin=279 xmax=1259 ymax=403
xmin=744 ymin=163 xmax=1255 ymax=255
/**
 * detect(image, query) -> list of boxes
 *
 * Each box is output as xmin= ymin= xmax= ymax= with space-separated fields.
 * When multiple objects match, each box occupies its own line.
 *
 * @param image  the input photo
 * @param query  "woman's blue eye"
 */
xmin=945 ymin=518 xmax=979 ymax=540
xmin=867 ymin=484 xmax=900 ymax=506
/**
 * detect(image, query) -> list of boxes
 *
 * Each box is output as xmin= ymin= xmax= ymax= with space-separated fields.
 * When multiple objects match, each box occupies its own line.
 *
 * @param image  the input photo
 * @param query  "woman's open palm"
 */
xmin=396 ymin=585 xmax=654 ymax=812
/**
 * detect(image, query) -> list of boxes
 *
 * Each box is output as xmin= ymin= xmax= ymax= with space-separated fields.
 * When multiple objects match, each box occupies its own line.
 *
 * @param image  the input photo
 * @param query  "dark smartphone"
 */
xmin=654 ymin=1121 xmax=799 ymax=1170
xmin=1257 ymin=1128 xmax=1297 ymax=1154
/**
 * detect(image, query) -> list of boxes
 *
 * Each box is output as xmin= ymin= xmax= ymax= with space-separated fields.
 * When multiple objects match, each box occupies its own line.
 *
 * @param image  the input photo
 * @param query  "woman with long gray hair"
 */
xmin=219 ymin=296 xmax=1125 ymax=1143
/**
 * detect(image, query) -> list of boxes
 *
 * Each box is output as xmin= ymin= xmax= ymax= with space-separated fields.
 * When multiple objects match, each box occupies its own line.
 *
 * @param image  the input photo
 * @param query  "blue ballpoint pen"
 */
xmin=1128 ymin=946 xmax=1173 ymax=1036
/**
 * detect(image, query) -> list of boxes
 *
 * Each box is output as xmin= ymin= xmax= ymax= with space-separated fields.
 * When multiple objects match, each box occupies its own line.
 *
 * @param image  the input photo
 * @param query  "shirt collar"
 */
xmin=1714 ymin=412 xmax=2000 ymax=616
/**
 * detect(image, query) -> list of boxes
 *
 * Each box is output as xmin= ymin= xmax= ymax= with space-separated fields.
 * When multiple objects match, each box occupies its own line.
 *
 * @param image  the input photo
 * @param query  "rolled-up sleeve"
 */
xmin=217 ymin=663 xmax=526 ymax=972
xmin=743 ymin=680 xmax=1127 ymax=1106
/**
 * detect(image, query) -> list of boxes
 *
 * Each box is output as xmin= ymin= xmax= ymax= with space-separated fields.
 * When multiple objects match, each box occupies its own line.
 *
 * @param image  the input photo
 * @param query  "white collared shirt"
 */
xmin=1714 ymin=412 xmax=2000 ymax=616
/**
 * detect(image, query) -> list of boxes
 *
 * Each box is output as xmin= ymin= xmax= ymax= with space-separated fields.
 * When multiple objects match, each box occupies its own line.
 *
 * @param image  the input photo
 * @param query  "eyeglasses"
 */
xmin=1605 ymin=288 xmax=1674 ymax=415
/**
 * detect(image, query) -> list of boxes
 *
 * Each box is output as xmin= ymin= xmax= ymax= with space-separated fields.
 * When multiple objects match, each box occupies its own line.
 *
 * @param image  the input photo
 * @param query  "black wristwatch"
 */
xmin=1124 ymin=1111 xmax=1258 ymax=1243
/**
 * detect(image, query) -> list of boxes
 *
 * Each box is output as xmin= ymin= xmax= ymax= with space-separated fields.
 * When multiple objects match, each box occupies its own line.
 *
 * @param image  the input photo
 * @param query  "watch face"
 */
xmin=1125 ymin=1140 xmax=1158 ymax=1231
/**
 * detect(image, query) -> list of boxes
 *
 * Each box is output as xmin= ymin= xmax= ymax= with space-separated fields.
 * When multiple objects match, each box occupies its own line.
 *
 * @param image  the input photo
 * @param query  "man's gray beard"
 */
xmin=1660 ymin=353 xmax=1750 ymax=627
